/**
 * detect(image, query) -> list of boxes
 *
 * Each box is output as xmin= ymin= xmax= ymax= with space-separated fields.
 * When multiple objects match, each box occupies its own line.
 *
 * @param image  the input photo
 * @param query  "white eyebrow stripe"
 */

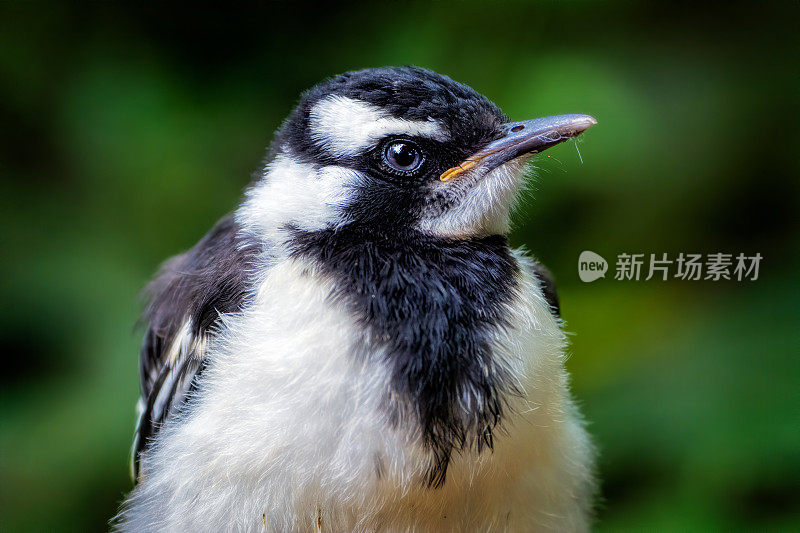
xmin=308 ymin=95 xmax=445 ymax=157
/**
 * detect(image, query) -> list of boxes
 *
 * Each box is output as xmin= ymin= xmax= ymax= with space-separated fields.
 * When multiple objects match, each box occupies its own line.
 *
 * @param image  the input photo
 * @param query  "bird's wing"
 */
xmin=530 ymin=261 xmax=560 ymax=317
xmin=132 ymin=215 xmax=258 ymax=481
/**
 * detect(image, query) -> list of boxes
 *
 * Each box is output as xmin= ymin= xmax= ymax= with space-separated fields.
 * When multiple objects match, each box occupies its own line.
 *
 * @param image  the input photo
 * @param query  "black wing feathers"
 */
xmin=134 ymin=215 xmax=257 ymax=480
xmin=530 ymin=261 xmax=560 ymax=317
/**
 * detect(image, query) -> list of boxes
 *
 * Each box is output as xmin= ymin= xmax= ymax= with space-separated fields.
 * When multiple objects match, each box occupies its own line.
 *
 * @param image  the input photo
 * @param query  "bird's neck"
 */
xmin=287 ymin=224 xmax=520 ymax=486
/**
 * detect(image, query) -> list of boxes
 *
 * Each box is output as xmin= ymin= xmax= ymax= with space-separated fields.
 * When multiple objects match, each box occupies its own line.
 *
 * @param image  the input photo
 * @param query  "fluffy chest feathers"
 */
xmin=288 ymin=228 xmax=522 ymax=486
xmin=121 ymin=235 xmax=592 ymax=531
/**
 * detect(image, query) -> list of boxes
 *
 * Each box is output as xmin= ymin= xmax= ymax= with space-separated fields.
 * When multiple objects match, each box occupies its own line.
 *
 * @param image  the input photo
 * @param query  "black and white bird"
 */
xmin=117 ymin=66 xmax=597 ymax=532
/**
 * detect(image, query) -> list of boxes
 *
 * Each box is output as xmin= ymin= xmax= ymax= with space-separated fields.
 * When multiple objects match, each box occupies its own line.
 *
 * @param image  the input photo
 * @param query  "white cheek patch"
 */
xmin=236 ymin=154 xmax=361 ymax=244
xmin=309 ymin=95 xmax=444 ymax=157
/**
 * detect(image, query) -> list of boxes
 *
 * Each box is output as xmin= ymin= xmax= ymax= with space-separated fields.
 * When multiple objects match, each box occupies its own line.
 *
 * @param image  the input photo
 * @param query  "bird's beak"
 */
xmin=440 ymin=114 xmax=597 ymax=181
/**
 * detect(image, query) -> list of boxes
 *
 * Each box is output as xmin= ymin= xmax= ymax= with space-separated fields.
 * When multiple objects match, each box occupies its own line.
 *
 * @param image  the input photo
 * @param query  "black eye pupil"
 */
xmin=385 ymin=141 xmax=422 ymax=172
xmin=390 ymin=144 xmax=415 ymax=166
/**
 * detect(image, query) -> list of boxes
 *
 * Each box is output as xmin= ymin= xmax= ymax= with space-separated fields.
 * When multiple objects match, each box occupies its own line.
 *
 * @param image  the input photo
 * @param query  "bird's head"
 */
xmin=237 ymin=66 xmax=595 ymax=242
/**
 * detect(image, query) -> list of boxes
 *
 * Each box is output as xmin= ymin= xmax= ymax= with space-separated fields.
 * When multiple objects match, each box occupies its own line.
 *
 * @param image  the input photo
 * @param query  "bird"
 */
xmin=116 ymin=66 xmax=597 ymax=532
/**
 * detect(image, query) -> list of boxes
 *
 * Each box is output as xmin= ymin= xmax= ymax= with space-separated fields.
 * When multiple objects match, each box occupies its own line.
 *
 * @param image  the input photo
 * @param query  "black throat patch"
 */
xmin=289 ymin=226 xmax=520 ymax=487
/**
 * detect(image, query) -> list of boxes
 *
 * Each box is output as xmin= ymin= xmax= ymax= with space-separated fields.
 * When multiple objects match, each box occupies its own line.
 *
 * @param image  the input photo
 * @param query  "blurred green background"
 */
xmin=1 ymin=1 xmax=798 ymax=531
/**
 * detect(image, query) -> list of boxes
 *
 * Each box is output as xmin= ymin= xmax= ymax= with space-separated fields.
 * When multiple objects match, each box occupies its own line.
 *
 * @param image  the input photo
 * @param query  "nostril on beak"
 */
xmin=510 ymin=125 xmax=524 ymax=132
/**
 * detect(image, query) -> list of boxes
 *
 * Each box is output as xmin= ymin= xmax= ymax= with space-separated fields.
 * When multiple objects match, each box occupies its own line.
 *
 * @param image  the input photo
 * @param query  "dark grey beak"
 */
xmin=440 ymin=114 xmax=597 ymax=181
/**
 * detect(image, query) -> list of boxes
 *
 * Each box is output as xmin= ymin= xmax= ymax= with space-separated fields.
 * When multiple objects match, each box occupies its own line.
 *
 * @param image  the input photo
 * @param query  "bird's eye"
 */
xmin=383 ymin=140 xmax=423 ymax=174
